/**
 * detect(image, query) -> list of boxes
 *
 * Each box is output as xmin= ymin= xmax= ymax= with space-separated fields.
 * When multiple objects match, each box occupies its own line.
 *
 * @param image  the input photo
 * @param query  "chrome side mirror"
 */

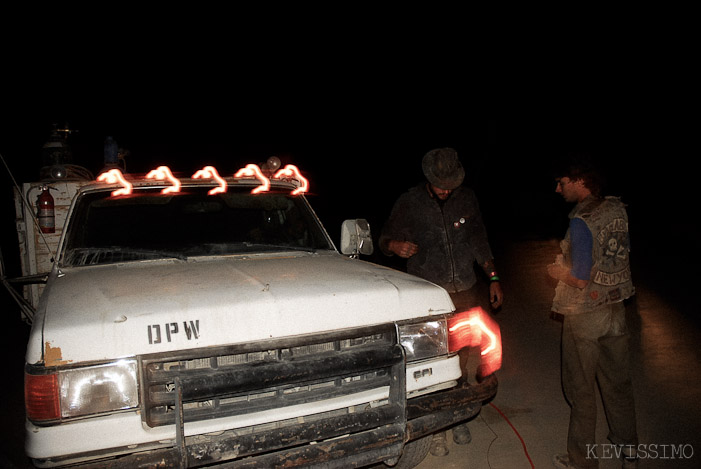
xmin=340 ymin=219 xmax=373 ymax=257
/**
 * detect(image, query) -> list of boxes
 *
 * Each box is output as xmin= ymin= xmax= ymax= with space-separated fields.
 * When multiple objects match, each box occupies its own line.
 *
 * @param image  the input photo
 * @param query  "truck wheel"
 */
xmin=384 ymin=434 xmax=432 ymax=469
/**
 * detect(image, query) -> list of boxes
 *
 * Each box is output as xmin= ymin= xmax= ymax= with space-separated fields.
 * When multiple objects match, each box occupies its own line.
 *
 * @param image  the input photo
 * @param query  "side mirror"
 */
xmin=340 ymin=219 xmax=374 ymax=257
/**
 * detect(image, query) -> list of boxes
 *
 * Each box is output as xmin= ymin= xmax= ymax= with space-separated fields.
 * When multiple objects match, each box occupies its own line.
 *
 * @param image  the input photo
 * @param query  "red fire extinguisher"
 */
xmin=37 ymin=186 xmax=55 ymax=234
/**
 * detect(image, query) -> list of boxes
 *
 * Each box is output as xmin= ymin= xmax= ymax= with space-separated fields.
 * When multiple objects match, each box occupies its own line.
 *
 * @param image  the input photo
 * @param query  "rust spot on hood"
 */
xmin=45 ymin=342 xmax=71 ymax=366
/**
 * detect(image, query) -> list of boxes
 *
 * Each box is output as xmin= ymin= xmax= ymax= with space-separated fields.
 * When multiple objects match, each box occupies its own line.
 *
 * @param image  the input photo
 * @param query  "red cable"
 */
xmin=489 ymin=402 xmax=535 ymax=469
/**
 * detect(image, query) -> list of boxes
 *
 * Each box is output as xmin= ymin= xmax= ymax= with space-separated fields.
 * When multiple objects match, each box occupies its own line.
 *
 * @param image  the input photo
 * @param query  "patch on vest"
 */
xmin=608 ymin=288 xmax=622 ymax=302
xmin=593 ymin=265 xmax=632 ymax=286
xmin=597 ymin=218 xmax=628 ymax=261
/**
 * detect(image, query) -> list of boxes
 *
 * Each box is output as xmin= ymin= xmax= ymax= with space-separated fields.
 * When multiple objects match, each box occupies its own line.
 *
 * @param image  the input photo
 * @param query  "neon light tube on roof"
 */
xmin=146 ymin=166 xmax=181 ymax=194
xmin=96 ymin=163 xmax=308 ymax=196
xmin=273 ymin=164 xmax=309 ymax=195
xmin=97 ymin=169 xmax=133 ymax=196
xmin=234 ymin=164 xmax=270 ymax=194
xmin=193 ymin=166 xmax=227 ymax=194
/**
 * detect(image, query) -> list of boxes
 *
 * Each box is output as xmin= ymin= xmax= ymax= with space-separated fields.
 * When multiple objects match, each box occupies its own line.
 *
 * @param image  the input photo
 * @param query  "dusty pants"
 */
xmin=561 ymin=302 xmax=638 ymax=468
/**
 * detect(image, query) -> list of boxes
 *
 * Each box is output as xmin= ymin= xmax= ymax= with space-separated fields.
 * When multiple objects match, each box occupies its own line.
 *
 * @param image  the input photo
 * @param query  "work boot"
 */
xmin=621 ymin=449 xmax=639 ymax=469
xmin=429 ymin=431 xmax=449 ymax=456
xmin=452 ymin=422 xmax=472 ymax=445
xmin=552 ymin=453 xmax=579 ymax=469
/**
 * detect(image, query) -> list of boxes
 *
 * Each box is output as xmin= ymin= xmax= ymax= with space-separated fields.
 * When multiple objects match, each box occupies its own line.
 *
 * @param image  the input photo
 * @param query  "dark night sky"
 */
xmin=0 ymin=77 xmax=694 ymax=278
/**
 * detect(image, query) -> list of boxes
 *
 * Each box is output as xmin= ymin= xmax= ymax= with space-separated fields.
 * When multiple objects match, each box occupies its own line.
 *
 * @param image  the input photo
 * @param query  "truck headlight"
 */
xmin=398 ymin=308 xmax=503 ymax=376
xmin=25 ymin=359 xmax=139 ymax=422
xmin=398 ymin=319 xmax=449 ymax=361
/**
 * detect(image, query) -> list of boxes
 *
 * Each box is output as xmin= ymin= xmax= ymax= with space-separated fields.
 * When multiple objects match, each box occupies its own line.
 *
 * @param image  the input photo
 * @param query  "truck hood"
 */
xmin=29 ymin=252 xmax=453 ymax=365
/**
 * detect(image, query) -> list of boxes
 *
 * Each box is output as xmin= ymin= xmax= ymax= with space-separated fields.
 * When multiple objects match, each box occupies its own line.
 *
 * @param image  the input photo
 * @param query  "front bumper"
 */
xmin=74 ymin=373 xmax=497 ymax=469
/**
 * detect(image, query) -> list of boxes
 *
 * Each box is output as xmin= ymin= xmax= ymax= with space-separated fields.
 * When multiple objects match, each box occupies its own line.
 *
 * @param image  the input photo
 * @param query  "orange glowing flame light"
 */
xmin=447 ymin=307 xmax=502 ymax=377
xmin=97 ymin=169 xmax=133 ymax=196
xmin=273 ymin=164 xmax=309 ymax=195
xmin=146 ymin=166 xmax=181 ymax=194
xmin=193 ymin=166 xmax=227 ymax=195
xmin=234 ymin=164 xmax=270 ymax=194
xmin=96 ymin=164 xmax=309 ymax=197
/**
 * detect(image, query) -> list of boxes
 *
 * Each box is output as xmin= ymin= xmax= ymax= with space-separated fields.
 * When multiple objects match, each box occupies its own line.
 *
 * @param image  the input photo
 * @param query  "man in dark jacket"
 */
xmin=379 ymin=147 xmax=503 ymax=456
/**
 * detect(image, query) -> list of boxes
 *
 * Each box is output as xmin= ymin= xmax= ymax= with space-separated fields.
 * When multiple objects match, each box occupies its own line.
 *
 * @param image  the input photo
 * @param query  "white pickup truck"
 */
xmin=8 ymin=163 xmax=501 ymax=468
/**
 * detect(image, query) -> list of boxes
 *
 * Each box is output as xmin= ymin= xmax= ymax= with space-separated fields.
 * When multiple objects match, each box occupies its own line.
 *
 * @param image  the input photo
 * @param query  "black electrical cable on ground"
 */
xmin=489 ymin=402 xmax=535 ymax=468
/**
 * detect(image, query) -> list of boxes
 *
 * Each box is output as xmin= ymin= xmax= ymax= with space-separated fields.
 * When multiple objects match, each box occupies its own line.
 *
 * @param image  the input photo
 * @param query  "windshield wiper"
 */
xmin=121 ymin=248 xmax=188 ymax=261
xmin=66 ymin=247 xmax=188 ymax=265
xmin=242 ymin=243 xmax=317 ymax=253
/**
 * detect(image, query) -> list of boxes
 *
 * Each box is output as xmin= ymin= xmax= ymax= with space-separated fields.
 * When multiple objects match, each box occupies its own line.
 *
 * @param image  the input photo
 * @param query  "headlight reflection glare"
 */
xmin=59 ymin=359 xmax=138 ymax=418
xmin=398 ymin=320 xmax=448 ymax=361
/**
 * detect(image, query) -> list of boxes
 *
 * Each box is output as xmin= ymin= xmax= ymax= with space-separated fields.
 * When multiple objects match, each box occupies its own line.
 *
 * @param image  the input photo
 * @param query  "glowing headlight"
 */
xmin=58 ymin=359 xmax=139 ymax=418
xmin=398 ymin=320 xmax=449 ymax=361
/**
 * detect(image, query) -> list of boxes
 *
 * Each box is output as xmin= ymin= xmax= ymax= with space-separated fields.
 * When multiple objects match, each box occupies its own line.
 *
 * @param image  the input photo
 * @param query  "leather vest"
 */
xmin=552 ymin=196 xmax=635 ymax=314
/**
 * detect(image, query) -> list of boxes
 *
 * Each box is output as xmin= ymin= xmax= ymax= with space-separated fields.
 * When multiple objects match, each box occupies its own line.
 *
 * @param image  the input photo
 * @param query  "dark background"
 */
xmin=0 ymin=11 xmax=696 ymax=466
xmin=1 ymin=97 xmax=692 ymax=268
xmin=1 ymin=0 xmax=695 ymax=285
xmin=0 ymin=63 xmax=696 ymax=467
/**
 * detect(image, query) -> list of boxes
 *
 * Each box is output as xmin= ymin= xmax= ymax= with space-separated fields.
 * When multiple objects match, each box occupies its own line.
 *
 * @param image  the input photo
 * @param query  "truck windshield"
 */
xmin=62 ymin=186 xmax=334 ymax=266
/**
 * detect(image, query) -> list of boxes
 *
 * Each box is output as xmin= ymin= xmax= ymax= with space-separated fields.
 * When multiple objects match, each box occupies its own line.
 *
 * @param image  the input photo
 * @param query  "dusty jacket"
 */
xmin=380 ymin=183 xmax=494 ymax=293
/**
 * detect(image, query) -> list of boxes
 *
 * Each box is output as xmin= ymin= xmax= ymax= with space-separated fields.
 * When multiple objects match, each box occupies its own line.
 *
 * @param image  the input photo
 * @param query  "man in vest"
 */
xmin=547 ymin=154 xmax=638 ymax=469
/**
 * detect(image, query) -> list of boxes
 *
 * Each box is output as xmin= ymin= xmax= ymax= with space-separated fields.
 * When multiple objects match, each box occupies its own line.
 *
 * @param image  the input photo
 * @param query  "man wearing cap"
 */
xmin=379 ymin=147 xmax=503 ymax=457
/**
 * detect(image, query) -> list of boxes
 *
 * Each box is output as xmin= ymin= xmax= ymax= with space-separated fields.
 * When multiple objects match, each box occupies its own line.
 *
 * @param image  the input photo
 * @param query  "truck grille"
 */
xmin=140 ymin=325 xmax=401 ymax=428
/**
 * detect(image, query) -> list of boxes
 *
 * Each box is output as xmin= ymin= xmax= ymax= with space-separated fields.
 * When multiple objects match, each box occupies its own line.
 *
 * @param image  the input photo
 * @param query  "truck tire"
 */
xmin=384 ymin=434 xmax=432 ymax=469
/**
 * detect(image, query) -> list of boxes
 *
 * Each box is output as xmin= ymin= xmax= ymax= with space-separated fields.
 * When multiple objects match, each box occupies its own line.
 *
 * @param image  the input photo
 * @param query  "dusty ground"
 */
xmin=409 ymin=238 xmax=701 ymax=469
